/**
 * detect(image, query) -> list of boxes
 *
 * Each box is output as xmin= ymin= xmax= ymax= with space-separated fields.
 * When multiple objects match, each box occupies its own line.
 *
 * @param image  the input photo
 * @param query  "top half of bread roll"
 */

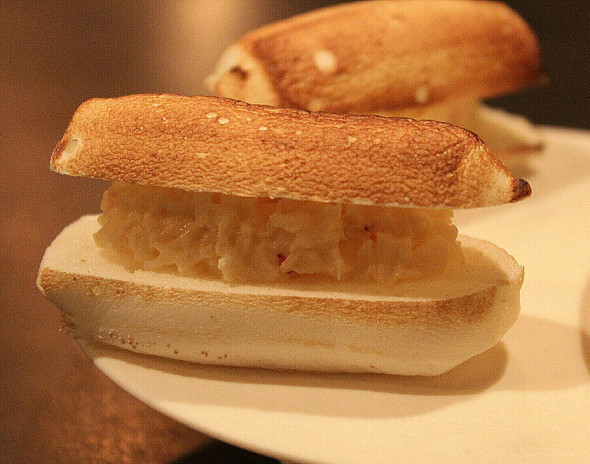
xmin=206 ymin=0 xmax=544 ymax=114
xmin=51 ymin=93 xmax=530 ymax=209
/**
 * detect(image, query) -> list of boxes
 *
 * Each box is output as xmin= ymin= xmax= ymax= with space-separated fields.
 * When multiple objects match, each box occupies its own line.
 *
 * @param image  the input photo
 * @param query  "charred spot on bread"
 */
xmin=229 ymin=65 xmax=249 ymax=80
xmin=511 ymin=178 xmax=532 ymax=202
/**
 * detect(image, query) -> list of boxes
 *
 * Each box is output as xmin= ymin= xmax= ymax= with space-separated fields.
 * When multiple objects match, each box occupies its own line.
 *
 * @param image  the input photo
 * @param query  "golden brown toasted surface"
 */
xmin=51 ymin=94 xmax=530 ymax=208
xmin=208 ymin=0 xmax=544 ymax=112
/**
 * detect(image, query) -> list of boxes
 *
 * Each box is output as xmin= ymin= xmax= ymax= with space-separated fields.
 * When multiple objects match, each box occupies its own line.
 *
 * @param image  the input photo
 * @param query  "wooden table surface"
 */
xmin=1 ymin=1 xmax=587 ymax=463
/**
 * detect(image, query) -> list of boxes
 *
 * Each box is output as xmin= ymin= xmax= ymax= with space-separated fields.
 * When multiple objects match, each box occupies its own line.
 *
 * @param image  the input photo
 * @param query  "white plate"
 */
xmin=84 ymin=127 xmax=590 ymax=464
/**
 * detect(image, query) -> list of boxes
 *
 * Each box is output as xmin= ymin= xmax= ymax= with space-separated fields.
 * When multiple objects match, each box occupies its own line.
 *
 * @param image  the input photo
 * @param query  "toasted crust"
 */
xmin=51 ymin=94 xmax=529 ymax=208
xmin=37 ymin=215 xmax=524 ymax=375
xmin=375 ymin=100 xmax=545 ymax=158
xmin=207 ymin=0 xmax=544 ymax=113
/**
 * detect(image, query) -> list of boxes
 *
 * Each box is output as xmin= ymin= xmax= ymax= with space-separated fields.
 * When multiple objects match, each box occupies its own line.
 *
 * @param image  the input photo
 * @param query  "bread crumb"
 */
xmin=206 ymin=112 xmax=218 ymax=119
xmin=308 ymin=98 xmax=325 ymax=111
xmin=414 ymin=86 xmax=430 ymax=104
xmin=91 ymin=285 xmax=102 ymax=296
xmin=313 ymin=49 xmax=337 ymax=73
xmin=259 ymin=125 xmax=268 ymax=131
xmin=218 ymin=116 xmax=229 ymax=125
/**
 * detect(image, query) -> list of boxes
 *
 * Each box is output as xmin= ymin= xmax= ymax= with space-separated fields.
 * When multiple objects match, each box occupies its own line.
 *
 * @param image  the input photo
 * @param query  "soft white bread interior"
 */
xmin=51 ymin=94 xmax=530 ymax=208
xmin=207 ymin=0 xmax=544 ymax=156
xmin=37 ymin=215 xmax=524 ymax=376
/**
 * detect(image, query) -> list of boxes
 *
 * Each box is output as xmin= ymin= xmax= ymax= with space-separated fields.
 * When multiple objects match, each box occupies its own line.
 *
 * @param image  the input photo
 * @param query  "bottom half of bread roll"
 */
xmin=37 ymin=215 xmax=523 ymax=376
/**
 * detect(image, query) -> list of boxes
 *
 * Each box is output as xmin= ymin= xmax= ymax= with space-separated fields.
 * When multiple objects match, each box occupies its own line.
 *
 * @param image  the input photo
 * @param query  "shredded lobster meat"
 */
xmin=94 ymin=181 xmax=462 ymax=283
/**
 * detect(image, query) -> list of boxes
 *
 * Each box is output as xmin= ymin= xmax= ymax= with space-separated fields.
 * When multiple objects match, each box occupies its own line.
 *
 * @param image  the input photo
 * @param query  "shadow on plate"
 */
xmin=170 ymin=440 xmax=280 ymax=464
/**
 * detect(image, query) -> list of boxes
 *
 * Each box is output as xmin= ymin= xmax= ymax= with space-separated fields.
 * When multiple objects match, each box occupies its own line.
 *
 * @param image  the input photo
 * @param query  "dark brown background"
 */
xmin=1 ymin=1 xmax=588 ymax=463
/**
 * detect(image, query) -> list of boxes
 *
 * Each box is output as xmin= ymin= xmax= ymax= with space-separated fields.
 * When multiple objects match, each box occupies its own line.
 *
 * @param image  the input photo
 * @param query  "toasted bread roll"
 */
xmin=207 ymin=1 xmax=543 ymax=112
xmin=51 ymin=94 xmax=529 ymax=208
xmin=37 ymin=215 xmax=523 ymax=376
xmin=207 ymin=0 xmax=544 ymax=156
